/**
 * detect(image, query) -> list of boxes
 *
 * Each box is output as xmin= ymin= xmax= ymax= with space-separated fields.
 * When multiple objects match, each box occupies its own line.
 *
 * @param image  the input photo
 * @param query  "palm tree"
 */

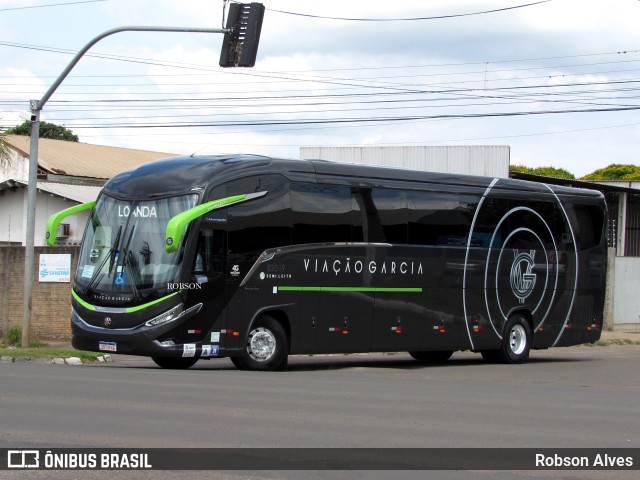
xmin=0 ymin=130 xmax=11 ymax=169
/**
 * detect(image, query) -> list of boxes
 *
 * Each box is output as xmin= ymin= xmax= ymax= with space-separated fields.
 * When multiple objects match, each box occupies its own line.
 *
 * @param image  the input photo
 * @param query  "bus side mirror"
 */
xmin=45 ymin=201 xmax=96 ymax=246
xmin=165 ymin=192 xmax=267 ymax=253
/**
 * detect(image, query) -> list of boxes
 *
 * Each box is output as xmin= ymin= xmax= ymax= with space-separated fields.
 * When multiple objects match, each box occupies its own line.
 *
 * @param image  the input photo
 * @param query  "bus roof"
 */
xmin=103 ymin=155 xmax=308 ymax=199
xmin=102 ymin=154 xmax=603 ymax=201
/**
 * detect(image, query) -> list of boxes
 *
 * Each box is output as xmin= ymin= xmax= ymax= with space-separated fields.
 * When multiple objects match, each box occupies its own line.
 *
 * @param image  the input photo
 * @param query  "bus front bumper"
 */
xmin=70 ymin=304 xmax=210 ymax=357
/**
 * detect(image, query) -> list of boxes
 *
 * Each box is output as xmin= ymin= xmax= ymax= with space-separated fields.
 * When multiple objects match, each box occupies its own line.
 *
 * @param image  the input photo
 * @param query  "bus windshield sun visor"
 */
xmin=164 ymin=191 xmax=267 ymax=253
xmin=45 ymin=201 xmax=96 ymax=246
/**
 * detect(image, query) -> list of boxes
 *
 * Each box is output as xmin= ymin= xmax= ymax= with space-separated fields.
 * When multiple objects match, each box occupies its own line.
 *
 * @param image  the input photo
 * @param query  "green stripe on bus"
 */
xmin=72 ymin=289 xmax=180 ymax=313
xmin=277 ymin=286 xmax=422 ymax=293
xmin=72 ymin=289 xmax=95 ymax=310
xmin=124 ymin=292 xmax=181 ymax=313
xmin=165 ymin=194 xmax=247 ymax=253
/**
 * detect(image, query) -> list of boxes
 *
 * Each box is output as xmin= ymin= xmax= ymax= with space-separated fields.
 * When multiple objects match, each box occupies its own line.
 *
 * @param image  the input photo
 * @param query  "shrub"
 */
xmin=4 ymin=326 xmax=22 ymax=346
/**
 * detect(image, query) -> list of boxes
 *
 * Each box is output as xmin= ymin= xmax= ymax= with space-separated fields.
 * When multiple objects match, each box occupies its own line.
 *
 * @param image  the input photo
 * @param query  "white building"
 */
xmin=300 ymin=145 xmax=510 ymax=178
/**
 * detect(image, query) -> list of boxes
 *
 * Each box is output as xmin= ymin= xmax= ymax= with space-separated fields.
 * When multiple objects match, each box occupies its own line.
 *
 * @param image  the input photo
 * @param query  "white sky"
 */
xmin=0 ymin=0 xmax=639 ymax=177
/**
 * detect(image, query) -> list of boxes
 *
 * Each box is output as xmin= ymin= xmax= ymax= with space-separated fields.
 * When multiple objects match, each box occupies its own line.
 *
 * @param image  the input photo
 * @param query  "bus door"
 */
xmin=179 ymin=228 xmax=228 ymax=350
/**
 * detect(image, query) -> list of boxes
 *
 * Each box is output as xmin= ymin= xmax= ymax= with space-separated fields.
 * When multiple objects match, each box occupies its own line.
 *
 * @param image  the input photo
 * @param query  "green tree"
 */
xmin=510 ymin=164 xmax=575 ymax=180
xmin=580 ymin=164 xmax=640 ymax=181
xmin=6 ymin=120 xmax=79 ymax=142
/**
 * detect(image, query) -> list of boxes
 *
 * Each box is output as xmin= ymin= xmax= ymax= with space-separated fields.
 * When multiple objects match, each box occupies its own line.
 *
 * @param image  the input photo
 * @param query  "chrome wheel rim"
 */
xmin=247 ymin=327 xmax=276 ymax=362
xmin=509 ymin=324 xmax=527 ymax=355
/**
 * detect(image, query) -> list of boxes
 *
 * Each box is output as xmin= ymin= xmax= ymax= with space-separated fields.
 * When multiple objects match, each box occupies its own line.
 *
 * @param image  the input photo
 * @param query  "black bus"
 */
xmin=46 ymin=155 xmax=607 ymax=370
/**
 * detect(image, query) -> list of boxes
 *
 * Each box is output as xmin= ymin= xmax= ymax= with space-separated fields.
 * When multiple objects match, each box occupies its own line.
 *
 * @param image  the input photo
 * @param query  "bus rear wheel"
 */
xmin=231 ymin=315 xmax=288 ymax=371
xmin=151 ymin=356 xmax=198 ymax=369
xmin=482 ymin=314 xmax=531 ymax=364
xmin=409 ymin=350 xmax=454 ymax=363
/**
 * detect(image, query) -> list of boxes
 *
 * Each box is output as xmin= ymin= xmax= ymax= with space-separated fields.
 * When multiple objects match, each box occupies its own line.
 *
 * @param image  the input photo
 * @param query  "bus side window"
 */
xmin=193 ymin=229 xmax=225 ymax=275
xmin=564 ymin=203 xmax=604 ymax=251
xmin=371 ymin=188 xmax=407 ymax=244
xmin=407 ymin=190 xmax=478 ymax=246
xmin=291 ymin=183 xmax=362 ymax=244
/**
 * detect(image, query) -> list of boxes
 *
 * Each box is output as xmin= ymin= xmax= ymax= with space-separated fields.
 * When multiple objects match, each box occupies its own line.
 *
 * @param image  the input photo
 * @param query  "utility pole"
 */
xmin=22 ymin=4 xmax=265 ymax=347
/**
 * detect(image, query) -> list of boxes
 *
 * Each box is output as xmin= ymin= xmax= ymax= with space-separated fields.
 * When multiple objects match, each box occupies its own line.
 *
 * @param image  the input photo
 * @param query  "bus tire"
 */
xmin=409 ymin=350 xmax=454 ymax=363
xmin=232 ymin=315 xmax=288 ymax=371
xmin=151 ymin=356 xmax=198 ymax=369
xmin=493 ymin=314 xmax=531 ymax=364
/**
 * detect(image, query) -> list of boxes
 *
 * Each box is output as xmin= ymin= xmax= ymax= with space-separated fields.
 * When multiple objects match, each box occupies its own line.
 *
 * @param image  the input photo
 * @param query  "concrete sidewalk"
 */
xmin=600 ymin=329 xmax=640 ymax=344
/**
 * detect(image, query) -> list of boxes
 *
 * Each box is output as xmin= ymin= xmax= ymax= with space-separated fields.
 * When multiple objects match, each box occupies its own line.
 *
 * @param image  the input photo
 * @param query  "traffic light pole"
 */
xmin=22 ymin=25 xmax=229 ymax=347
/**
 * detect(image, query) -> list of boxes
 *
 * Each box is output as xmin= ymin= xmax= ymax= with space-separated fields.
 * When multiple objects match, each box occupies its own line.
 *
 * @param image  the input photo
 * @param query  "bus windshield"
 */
xmin=75 ymin=193 xmax=198 ymax=302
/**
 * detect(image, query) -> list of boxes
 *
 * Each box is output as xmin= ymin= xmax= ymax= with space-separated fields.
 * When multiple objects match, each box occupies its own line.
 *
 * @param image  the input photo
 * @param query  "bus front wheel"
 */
xmin=231 ymin=315 xmax=288 ymax=371
xmin=482 ymin=314 xmax=531 ymax=364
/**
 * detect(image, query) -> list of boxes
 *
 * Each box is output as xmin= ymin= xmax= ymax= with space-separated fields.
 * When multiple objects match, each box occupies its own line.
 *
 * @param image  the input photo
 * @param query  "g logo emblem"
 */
xmin=510 ymin=250 xmax=537 ymax=304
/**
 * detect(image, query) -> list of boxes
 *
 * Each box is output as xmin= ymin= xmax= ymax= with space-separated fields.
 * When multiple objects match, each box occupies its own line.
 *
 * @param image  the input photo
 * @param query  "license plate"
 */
xmin=98 ymin=341 xmax=117 ymax=352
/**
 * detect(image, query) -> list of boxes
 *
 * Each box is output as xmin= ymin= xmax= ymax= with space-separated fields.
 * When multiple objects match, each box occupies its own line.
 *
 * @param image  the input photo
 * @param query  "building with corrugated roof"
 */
xmin=0 ymin=135 xmax=175 ymax=246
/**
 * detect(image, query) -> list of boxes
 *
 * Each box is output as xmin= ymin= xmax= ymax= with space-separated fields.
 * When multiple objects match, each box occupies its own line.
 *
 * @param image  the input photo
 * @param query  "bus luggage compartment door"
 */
xmin=306 ymin=290 xmax=374 ymax=354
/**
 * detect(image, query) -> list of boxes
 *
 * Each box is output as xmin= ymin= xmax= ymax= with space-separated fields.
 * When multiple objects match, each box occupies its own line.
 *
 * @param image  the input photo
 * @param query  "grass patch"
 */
xmin=1 ymin=326 xmax=102 ymax=362
xmin=0 ymin=345 xmax=103 ymax=362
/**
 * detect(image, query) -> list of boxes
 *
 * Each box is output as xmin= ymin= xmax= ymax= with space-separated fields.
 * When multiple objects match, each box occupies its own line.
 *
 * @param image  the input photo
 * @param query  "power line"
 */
xmin=82 ymin=121 xmax=639 ymax=144
xmin=1 ymin=29 xmax=637 ymax=148
xmin=67 ymin=115 xmax=640 ymax=146
xmin=26 ymin=79 xmax=638 ymax=103
xmin=54 ymin=105 xmax=640 ymax=129
xmin=39 ymin=94 xmax=637 ymax=126
xmin=2 ymin=40 xmax=638 ymax=103
xmin=2 ymin=41 xmax=638 ymax=110
xmin=263 ymin=0 xmax=552 ymax=22
xmin=29 ymin=81 xmax=638 ymax=115
xmin=0 ymin=0 xmax=106 ymax=12
xmin=2 ymin=47 xmax=637 ymax=79
xmin=4 ymin=60 xmax=639 ymax=91
xmin=3 ymin=40 xmax=637 ymax=81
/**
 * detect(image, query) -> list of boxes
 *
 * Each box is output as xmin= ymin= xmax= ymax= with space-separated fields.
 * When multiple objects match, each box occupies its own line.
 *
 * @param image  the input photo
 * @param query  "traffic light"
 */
xmin=219 ymin=3 xmax=265 ymax=68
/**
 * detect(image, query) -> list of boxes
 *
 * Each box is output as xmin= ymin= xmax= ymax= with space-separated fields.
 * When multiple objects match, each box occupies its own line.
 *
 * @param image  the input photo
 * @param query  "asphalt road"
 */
xmin=1 ymin=345 xmax=639 ymax=480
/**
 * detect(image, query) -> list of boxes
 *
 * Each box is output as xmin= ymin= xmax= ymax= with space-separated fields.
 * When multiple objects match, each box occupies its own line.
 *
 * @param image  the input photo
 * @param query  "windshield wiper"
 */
xmin=119 ymin=224 xmax=142 ymax=301
xmin=123 ymin=250 xmax=141 ymax=301
xmin=83 ymin=225 xmax=122 ymax=296
xmin=108 ymin=225 xmax=123 ymax=276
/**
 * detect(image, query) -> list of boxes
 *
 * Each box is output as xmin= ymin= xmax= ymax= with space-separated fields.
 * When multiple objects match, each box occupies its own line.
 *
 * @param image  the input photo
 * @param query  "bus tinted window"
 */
xmin=565 ymin=203 xmax=604 ymax=250
xmin=503 ymin=200 xmax=560 ymax=250
xmin=226 ymin=175 xmax=292 ymax=258
xmin=407 ymin=190 xmax=478 ymax=246
xmin=292 ymin=183 xmax=363 ymax=244
xmin=371 ymin=188 xmax=407 ymax=244
xmin=193 ymin=229 xmax=225 ymax=275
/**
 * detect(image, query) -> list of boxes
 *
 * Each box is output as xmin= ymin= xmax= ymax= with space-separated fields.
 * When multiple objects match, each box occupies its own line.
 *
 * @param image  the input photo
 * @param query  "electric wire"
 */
xmin=1 ymin=34 xmax=637 ymax=140
xmin=261 ymin=0 xmax=552 ymax=22
xmin=0 ymin=0 xmax=105 ymax=12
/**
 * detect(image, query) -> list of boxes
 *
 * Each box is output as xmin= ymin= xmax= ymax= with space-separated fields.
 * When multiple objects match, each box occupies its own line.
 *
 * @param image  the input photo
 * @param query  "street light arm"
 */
xmin=35 ymin=25 xmax=230 ymax=111
xmin=22 ymin=24 xmax=229 ymax=348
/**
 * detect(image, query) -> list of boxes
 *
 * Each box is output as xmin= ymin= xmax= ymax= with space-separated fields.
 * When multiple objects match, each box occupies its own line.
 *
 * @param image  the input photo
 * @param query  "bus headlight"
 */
xmin=145 ymin=304 xmax=184 ymax=327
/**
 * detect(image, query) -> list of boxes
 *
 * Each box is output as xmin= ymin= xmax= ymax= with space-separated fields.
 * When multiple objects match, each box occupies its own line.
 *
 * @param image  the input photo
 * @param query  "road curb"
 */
xmin=0 ymin=354 xmax=113 ymax=365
